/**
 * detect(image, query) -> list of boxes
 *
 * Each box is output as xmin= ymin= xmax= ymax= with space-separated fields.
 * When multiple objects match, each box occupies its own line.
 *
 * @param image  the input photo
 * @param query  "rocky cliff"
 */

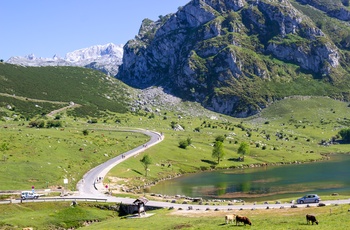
xmin=296 ymin=0 xmax=350 ymax=21
xmin=117 ymin=0 xmax=349 ymax=117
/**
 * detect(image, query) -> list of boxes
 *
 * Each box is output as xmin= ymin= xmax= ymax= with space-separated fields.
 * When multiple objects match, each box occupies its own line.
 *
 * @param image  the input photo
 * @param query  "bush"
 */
xmin=179 ymin=140 xmax=189 ymax=149
xmin=215 ymin=135 xmax=225 ymax=143
xmin=82 ymin=129 xmax=89 ymax=136
xmin=47 ymin=120 xmax=63 ymax=128
xmin=29 ymin=120 xmax=45 ymax=128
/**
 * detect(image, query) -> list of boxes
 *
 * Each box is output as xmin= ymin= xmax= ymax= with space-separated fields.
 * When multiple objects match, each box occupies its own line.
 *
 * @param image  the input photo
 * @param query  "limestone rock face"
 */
xmin=117 ymin=0 xmax=341 ymax=117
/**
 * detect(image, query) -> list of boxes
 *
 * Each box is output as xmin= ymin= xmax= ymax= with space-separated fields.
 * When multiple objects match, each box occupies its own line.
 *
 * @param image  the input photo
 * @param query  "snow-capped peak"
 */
xmin=65 ymin=43 xmax=123 ymax=62
xmin=6 ymin=43 xmax=124 ymax=76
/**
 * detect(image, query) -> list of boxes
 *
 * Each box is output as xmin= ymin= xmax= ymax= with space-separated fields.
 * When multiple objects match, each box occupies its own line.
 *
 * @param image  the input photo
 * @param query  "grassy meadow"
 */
xmin=0 ymin=120 xmax=149 ymax=190
xmin=0 ymin=201 xmax=349 ymax=229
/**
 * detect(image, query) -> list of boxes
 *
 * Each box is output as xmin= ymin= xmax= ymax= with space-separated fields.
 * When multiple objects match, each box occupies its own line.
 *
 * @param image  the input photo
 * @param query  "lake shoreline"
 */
xmin=122 ymin=153 xmax=337 ymax=197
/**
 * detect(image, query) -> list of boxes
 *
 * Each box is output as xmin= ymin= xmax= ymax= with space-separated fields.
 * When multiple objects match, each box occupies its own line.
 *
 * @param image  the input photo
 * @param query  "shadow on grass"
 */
xmin=201 ymin=159 xmax=217 ymax=165
xmin=132 ymin=169 xmax=143 ymax=175
xmin=228 ymin=157 xmax=244 ymax=162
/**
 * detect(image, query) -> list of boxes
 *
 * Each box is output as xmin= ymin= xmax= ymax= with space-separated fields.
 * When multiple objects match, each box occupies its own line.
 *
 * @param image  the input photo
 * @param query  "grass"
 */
xmin=0 ymin=201 xmax=349 ymax=229
xmin=0 ymin=120 xmax=149 ymax=190
xmin=0 ymin=202 xmax=116 ymax=229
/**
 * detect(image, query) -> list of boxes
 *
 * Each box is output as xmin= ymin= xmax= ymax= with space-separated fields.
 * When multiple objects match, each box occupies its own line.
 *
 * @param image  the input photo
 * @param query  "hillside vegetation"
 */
xmin=0 ymin=63 xmax=130 ymax=118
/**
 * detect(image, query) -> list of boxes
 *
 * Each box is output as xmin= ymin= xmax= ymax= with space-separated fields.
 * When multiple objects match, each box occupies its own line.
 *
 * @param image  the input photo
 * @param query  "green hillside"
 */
xmin=0 ymin=63 xmax=130 ymax=118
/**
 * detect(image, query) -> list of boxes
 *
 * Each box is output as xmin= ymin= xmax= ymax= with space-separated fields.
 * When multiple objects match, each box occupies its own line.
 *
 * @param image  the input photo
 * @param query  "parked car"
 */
xmin=21 ymin=191 xmax=39 ymax=200
xmin=297 ymin=194 xmax=321 ymax=204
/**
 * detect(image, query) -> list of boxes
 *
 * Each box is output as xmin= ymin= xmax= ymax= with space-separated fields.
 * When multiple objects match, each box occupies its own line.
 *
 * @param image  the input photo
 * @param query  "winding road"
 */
xmin=76 ymin=129 xmax=163 ymax=198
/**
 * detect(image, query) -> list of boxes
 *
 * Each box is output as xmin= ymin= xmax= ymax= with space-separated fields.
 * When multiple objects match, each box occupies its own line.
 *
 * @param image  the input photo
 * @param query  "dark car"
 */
xmin=297 ymin=194 xmax=320 ymax=204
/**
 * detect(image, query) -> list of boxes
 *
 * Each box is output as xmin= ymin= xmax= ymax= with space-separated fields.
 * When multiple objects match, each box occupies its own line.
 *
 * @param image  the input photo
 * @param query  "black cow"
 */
xmin=306 ymin=214 xmax=319 ymax=225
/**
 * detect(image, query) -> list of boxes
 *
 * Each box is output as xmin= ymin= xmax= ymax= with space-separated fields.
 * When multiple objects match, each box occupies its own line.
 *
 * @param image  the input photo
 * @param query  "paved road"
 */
xmin=76 ymin=129 xmax=163 ymax=197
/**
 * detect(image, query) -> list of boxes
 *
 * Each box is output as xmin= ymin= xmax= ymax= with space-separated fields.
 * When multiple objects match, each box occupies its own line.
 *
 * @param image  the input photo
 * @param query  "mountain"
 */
xmin=117 ymin=0 xmax=350 ymax=117
xmin=6 ymin=43 xmax=123 ymax=76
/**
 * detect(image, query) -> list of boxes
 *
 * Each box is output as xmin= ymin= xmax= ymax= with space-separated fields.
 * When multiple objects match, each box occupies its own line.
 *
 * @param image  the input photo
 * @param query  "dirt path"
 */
xmin=46 ymin=103 xmax=81 ymax=118
xmin=0 ymin=92 xmax=67 ymax=104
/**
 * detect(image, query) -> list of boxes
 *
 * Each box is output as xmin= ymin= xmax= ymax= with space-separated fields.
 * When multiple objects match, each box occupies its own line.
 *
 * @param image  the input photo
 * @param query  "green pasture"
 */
xmin=0 ymin=201 xmax=349 ymax=229
xmin=0 ymin=120 xmax=149 ymax=190
xmin=0 ymin=202 xmax=115 ymax=229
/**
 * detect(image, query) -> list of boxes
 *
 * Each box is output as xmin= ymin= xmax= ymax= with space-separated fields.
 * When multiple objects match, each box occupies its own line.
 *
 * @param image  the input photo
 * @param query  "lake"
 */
xmin=149 ymin=154 xmax=350 ymax=201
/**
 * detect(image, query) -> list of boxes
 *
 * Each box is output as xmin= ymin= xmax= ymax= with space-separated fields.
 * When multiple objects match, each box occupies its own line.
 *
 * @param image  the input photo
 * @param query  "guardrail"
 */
xmin=0 ymin=197 xmax=108 ymax=204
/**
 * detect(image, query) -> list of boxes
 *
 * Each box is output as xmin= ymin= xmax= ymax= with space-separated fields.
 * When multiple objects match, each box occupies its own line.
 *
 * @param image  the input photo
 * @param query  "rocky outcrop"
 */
xmin=117 ymin=0 xmax=342 ymax=117
xmin=296 ymin=0 xmax=350 ymax=21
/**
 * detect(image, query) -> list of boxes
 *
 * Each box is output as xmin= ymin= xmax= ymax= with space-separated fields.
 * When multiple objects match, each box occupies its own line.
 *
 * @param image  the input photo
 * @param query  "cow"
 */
xmin=225 ymin=214 xmax=236 ymax=224
xmin=236 ymin=215 xmax=252 ymax=226
xmin=306 ymin=214 xmax=318 ymax=225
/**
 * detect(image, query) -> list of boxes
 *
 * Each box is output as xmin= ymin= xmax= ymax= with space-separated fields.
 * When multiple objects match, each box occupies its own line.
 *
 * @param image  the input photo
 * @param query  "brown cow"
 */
xmin=306 ymin=214 xmax=318 ymax=225
xmin=236 ymin=215 xmax=252 ymax=226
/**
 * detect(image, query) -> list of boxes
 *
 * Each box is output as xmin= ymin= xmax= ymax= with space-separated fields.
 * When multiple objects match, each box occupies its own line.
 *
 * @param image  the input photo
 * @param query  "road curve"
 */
xmin=76 ymin=129 xmax=163 ymax=197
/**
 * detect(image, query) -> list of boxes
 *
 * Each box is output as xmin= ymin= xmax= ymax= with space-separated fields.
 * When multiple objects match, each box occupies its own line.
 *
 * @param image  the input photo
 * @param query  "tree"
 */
xmin=140 ymin=154 xmax=152 ymax=177
xmin=338 ymin=128 xmax=350 ymax=142
xmin=212 ymin=141 xmax=225 ymax=164
xmin=178 ymin=137 xmax=192 ymax=149
xmin=238 ymin=142 xmax=250 ymax=161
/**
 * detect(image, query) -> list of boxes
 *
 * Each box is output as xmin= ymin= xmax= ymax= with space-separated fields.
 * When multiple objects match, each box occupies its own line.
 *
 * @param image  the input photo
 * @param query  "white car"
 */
xmin=21 ymin=191 xmax=39 ymax=200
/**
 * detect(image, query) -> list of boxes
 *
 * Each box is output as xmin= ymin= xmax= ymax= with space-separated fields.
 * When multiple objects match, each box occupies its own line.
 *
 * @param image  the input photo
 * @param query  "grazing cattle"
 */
xmin=225 ymin=214 xmax=236 ymax=224
xmin=306 ymin=214 xmax=318 ymax=225
xmin=236 ymin=215 xmax=252 ymax=226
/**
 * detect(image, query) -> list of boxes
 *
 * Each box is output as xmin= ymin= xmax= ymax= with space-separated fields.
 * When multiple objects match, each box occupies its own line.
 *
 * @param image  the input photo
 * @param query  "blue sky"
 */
xmin=0 ymin=0 xmax=190 ymax=60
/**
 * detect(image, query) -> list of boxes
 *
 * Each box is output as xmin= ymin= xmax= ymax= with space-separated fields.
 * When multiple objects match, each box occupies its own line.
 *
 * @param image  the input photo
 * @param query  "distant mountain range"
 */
xmin=6 ymin=43 xmax=123 ymax=76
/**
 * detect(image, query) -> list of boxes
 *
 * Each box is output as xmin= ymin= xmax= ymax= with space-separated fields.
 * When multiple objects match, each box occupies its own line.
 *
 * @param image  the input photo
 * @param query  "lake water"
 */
xmin=149 ymin=154 xmax=350 ymax=201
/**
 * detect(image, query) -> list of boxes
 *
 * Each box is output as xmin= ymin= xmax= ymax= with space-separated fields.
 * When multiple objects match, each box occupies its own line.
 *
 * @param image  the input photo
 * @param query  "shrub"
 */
xmin=29 ymin=120 xmax=45 ymax=128
xmin=82 ymin=129 xmax=89 ymax=136
xmin=215 ymin=135 xmax=225 ymax=143
xmin=46 ymin=120 xmax=63 ymax=128
xmin=194 ymin=127 xmax=200 ymax=132
xmin=179 ymin=140 xmax=189 ymax=149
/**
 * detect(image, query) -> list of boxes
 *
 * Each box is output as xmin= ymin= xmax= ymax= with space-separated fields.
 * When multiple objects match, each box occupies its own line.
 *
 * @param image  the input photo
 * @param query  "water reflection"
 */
xmin=150 ymin=154 xmax=350 ymax=201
